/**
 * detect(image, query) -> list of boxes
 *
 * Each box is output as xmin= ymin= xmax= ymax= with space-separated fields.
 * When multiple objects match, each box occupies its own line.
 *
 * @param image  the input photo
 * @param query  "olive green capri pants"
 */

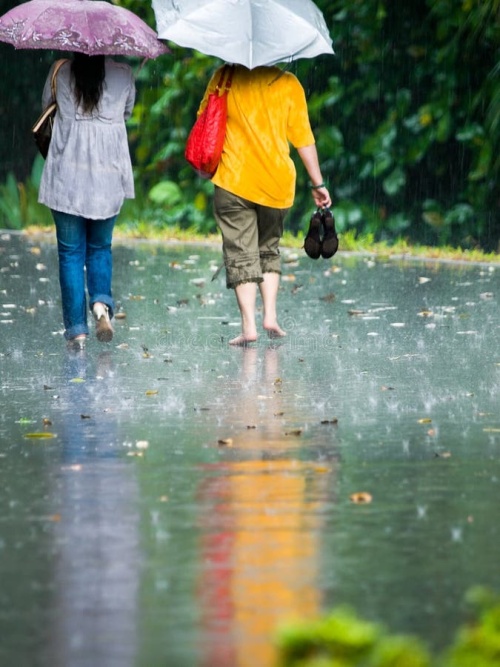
xmin=213 ymin=186 xmax=290 ymax=289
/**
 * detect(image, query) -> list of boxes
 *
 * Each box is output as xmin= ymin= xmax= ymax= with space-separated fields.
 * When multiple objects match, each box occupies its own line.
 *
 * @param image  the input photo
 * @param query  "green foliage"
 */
xmin=310 ymin=0 xmax=500 ymax=249
xmin=276 ymin=589 xmax=500 ymax=667
xmin=441 ymin=587 xmax=500 ymax=667
xmin=0 ymin=155 xmax=52 ymax=229
xmin=276 ymin=607 xmax=430 ymax=667
xmin=126 ymin=50 xmax=221 ymax=233
xmin=1 ymin=0 xmax=498 ymax=249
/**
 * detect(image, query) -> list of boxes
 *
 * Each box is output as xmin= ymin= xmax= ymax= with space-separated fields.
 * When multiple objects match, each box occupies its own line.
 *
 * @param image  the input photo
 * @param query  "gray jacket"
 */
xmin=38 ymin=58 xmax=136 ymax=220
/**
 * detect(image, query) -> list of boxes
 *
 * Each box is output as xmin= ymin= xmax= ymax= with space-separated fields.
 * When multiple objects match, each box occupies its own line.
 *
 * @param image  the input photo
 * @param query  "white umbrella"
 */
xmin=152 ymin=0 xmax=333 ymax=69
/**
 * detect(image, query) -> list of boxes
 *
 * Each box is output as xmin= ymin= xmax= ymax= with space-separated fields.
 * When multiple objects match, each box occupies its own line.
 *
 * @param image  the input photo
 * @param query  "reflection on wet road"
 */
xmin=2 ymin=231 xmax=500 ymax=665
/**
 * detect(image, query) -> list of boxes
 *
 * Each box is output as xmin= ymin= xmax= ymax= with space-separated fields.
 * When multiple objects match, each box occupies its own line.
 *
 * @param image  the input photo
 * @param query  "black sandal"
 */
xmin=304 ymin=209 xmax=323 ymax=259
xmin=320 ymin=208 xmax=338 ymax=259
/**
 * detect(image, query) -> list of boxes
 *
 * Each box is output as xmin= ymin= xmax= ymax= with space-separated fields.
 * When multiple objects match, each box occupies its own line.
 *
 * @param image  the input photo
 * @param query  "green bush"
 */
xmin=276 ymin=588 xmax=500 ymax=667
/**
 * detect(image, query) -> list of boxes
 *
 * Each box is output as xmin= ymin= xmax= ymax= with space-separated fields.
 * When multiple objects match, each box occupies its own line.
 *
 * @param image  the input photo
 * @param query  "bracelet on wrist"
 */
xmin=310 ymin=182 xmax=326 ymax=190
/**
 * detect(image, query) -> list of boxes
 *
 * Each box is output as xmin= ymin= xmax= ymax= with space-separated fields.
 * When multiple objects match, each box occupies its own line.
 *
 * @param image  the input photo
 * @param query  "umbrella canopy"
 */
xmin=0 ymin=0 xmax=169 ymax=59
xmin=151 ymin=0 xmax=333 ymax=69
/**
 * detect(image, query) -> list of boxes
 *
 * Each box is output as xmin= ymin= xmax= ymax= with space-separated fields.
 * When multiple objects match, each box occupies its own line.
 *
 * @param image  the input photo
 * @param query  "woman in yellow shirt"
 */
xmin=197 ymin=64 xmax=331 ymax=346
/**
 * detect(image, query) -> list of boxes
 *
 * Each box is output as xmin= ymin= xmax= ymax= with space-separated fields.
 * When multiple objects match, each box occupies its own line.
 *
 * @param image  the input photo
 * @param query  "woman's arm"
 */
xmin=124 ymin=70 xmax=136 ymax=121
xmin=297 ymin=144 xmax=332 ymax=209
xmin=41 ymin=64 xmax=55 ymax=109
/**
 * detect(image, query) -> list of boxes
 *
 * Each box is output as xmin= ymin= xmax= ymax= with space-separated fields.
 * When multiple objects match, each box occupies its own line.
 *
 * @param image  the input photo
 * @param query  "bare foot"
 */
xmin=229 ymin=333 xmax=258 ymax=346
xmin=264 ymin=324 xmax=286 ymax=339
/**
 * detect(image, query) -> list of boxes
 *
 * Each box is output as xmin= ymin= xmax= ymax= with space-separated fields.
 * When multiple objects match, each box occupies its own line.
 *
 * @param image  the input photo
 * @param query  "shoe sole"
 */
xmin=96 ymin=316 xmax=113 ymax=342
xmin=321 ymin=210 xmax=338 ymax=259
xmin=304 ymin=214 xmax=323 ymax=259
xmin=321 ymin=235 xmax=339 ymax=259
xmin=304 ymin=237 xmax=322 ymax=259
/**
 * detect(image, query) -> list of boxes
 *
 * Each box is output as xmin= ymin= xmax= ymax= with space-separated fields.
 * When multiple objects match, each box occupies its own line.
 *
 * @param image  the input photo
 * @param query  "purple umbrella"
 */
xmin=0 ymin=0 xmax=169 ymax=59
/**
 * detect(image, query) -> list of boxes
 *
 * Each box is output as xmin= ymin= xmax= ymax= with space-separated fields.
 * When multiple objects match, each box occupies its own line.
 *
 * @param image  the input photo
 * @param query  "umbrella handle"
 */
xmin=135 ymin=57 xmax=148 ymax=77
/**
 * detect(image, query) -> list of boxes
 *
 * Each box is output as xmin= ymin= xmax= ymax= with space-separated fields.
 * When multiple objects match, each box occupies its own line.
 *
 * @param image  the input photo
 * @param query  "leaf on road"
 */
xmin=350 ymin=492 xmax=373 ymax=504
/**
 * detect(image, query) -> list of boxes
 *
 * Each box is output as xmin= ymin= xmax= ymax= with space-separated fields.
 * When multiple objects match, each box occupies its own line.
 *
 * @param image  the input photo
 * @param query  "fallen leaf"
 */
xmin=418 ymin=418 xmax=432 ymax=424
xmin=114 ymin=312 xmax=127 ymax=320
xmin=24 ymin=432 xmax=57 ymax=439
xmin=42 ymin=418 xmax=52 ymax=426
xmin=145 ymin=389 xmax=158 ymax=396
xmin=350 ymin=492 xmax=373 ymax=504
xmin=312 ymin=465 xmax=331 ymax=473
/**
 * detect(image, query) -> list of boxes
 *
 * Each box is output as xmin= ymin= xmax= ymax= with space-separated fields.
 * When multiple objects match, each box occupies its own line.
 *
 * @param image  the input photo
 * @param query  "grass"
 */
xmin=18 ymin=223 xmax=500 ymax=264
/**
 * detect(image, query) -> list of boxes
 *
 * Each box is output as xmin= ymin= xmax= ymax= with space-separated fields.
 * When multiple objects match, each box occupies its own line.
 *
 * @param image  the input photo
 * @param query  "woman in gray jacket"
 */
xmin=39 ymin=53 xmax=135 ymax=350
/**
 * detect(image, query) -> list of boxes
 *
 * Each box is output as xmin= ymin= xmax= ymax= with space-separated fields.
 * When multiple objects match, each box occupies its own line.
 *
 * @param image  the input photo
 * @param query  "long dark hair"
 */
xmin=71 ymin=53 xmax=105 ymax=113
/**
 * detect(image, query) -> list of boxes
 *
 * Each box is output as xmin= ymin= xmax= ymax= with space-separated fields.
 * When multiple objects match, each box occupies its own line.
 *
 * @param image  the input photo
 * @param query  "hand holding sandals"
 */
xmin=310 ymin=183 xmax=331 ymax=209
xmin=304 ymin=207 xmax=338 ymax=260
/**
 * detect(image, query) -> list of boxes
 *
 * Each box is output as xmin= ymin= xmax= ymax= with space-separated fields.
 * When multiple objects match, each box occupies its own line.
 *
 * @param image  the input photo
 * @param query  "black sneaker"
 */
xmin=321 ymin=208 xmax=338 ymax=259
xmin=304 ymin=209 xmax=323 ymax=259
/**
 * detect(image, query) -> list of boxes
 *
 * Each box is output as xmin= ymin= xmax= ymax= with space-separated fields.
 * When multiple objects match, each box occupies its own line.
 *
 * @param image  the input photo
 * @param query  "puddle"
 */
xmin=1 ymin=232 xmax=500 ymax=665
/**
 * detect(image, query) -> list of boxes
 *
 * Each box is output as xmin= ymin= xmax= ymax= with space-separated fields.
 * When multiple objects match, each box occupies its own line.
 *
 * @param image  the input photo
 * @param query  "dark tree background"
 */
xmin=0 ymin=0 xmax=498 ymax=249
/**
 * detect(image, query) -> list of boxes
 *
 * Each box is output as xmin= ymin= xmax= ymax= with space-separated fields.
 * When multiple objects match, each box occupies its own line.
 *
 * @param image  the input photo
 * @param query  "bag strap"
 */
xmin=50 ymin=59 xmax=69 ymax=101
xmin=215 ymin=65 xmax=234 ymax=96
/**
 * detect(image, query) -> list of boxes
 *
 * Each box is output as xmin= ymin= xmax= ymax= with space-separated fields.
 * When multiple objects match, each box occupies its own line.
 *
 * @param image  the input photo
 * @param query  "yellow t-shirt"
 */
xmin=198 ymin=65 xmax=315 ymax=209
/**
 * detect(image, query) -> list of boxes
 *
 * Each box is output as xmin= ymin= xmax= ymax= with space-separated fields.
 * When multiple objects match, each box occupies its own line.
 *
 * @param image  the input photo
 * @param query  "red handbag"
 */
xmin=185 ymin=66 xmax=233 ymax=179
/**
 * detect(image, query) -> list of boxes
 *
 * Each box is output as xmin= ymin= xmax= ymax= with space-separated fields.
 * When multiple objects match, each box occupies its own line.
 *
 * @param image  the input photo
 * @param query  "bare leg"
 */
xmin=259 ymin=272 xmax=286 ymax=338
xmin=230 ymin=281 xmax=259 ymax=346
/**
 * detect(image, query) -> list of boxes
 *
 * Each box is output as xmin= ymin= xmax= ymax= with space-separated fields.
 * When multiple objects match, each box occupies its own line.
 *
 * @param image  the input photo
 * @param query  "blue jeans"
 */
xmin=52 ymin=210 xmax=116 ymax=340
